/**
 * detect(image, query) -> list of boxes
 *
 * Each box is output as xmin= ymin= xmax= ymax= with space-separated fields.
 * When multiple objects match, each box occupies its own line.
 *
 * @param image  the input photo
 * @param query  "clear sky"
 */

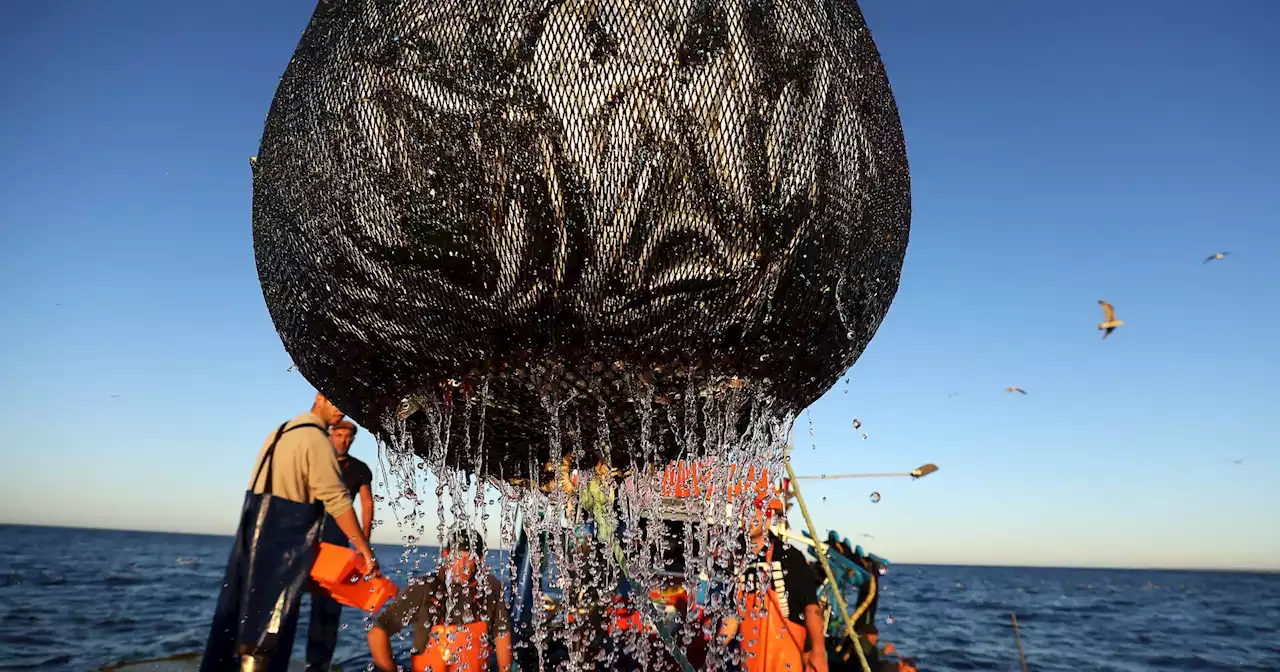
xmin=1 ymin=1 xmax=1277 ymax=570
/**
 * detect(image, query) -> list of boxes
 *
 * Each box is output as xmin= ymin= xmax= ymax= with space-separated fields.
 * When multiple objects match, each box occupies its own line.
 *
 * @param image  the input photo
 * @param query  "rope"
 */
xmin=581 ymin=479 xmax=695 ymax=672
xmin=1012 ymin=613 xmax=1030 ymax=672
xmin=834 ymin=573 xmax=878 ymax=666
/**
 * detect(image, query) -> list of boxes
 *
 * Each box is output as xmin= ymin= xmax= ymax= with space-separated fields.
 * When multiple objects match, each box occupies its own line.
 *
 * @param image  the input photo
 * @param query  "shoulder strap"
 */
xmin=253 ymin=422 xmax=329 ymax=496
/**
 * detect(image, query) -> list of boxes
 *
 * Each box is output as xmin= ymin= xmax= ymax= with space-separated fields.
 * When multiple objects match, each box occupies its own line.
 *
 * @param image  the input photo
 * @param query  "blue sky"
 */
xmin=1 ymin=1 xmax=1277 ymax=570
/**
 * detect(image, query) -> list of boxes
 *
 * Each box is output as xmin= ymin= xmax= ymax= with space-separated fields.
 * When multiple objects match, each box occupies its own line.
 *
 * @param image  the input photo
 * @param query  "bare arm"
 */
xmin=495 ymin=632 xmax=513 ymax=672
xmin=367 ymin=625 xmax=395 ymax=672
xmin=332 ymin=508 xmax=376 ymax=570
xmin=804 ymin=604 xmax=829 ymax=672
xmin=359 ymin=484 xmax=375 ymax=539
xmin=720 ymin=616 xmax=740 ymax=644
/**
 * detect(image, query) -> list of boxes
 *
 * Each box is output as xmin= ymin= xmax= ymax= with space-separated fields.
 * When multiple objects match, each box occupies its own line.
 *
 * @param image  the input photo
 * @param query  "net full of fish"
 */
xmin=251 ymin=0 xmax=910 ymax=668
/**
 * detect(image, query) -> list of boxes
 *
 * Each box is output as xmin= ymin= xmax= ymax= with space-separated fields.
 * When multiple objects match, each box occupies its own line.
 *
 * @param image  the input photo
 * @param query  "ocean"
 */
xmin=0 ymin=524 xmax=1277 ymax=671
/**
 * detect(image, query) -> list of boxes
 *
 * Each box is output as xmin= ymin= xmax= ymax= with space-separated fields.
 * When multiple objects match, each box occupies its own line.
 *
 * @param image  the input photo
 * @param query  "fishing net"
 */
xmin=252 ymin=0 xmax=910 ymax=481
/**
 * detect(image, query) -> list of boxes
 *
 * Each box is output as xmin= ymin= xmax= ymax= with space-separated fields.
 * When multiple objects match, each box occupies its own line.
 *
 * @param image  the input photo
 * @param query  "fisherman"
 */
xmin=304 ymin=418 xmax=376 ymax=672
xmin=720 ymin=497 xmax=828 ymax=672
xmin=201 ymin=393 xmax=378 ymax=672
xmin=367 ymin=529 xmax=514 ymax=672
xmin=809 ymin=536 xmax=916 ymax=672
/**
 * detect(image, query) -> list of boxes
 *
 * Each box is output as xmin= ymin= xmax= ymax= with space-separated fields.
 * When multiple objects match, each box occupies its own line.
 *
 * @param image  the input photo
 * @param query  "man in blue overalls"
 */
xmin=200 ymin=393 xmax=378 ymax=672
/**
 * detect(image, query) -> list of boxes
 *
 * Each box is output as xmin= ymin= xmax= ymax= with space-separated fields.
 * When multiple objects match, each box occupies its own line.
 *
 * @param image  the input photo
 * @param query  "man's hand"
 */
xmin=360 ymin=547 xmax=379 ymax=576
xmin=805 ymin=649 xmax=829 ymax=672
xmin=719 ymin=616 xmax=740 ymax=645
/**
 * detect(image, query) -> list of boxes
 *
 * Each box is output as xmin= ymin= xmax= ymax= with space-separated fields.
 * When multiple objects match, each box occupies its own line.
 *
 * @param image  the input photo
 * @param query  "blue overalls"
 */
xmin=200 ymin=421 xmax=328 ymax=672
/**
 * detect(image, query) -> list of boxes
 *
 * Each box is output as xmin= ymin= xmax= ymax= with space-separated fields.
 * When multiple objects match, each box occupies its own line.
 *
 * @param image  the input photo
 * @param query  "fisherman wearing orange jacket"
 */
xmin=367 ymin=529 xmax=513 ymax=672
xmin=721 ymin=498 xmax=828 ymax=672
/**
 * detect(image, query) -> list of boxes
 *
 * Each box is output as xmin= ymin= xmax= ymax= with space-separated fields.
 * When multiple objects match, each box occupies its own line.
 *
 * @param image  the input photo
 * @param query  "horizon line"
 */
xmin=3 ymin=521 xmax=1276 ymax=574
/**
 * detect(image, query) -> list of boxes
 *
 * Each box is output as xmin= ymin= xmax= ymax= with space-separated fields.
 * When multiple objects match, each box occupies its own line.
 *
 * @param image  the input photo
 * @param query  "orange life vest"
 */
xmin=737 ymin=543 xmax=807 ymax=672
xmin=411 ymin=621 xmax=490 ymax=672
xmin=739 ymin=588 xmax=807 ymax=672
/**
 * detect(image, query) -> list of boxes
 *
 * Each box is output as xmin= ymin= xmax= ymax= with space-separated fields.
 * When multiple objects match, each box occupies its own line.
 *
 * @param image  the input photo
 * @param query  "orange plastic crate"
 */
xmin=310 ymin=542 xmax=399 ymax=612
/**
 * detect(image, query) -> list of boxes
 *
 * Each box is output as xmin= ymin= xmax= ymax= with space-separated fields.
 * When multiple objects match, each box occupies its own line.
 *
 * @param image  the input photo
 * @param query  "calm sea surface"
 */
xmin=1 ymin=524 xmax=1277 ymax=671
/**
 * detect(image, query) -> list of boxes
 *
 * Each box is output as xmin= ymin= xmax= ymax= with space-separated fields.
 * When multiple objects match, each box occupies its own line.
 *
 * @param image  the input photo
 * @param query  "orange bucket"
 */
xmin=310 ymin=542 xmax=398 ymax=612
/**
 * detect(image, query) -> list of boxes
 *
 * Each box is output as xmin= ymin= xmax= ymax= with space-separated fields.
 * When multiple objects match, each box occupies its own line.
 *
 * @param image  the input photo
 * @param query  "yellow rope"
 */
xmin=784 ymin=460 xmax=873 ymax=672
xmin=853 ymin=573 xmax=877 ymax=625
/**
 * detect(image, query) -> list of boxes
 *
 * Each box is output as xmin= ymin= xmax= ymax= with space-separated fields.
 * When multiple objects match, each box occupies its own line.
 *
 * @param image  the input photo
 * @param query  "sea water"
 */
xmin=2 ymin=524 xmax=1277 ymax=671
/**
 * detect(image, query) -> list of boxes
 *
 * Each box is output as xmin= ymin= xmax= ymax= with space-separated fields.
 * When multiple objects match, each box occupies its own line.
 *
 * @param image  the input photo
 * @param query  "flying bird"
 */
xmin=286 ymin=364 xmax=297 ymax=372
xmin=947 ymin=392 xmax=961 ymax=399
xmin=1231 ymin=458 xmax=1245 ymax=465
xmin=853 ymin=418 xmax=862 ymax=430
xmin=1204 ymin=252 xmax=1230 ymax=264
xmin=1097 ymin=300 xmax=1123 ymax=339
xmin=1006 ymin=386 xmax=1027 ymax=395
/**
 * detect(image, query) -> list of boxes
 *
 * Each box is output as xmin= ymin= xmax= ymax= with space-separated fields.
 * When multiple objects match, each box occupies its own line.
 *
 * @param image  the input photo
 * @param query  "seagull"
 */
xmin=947 ymin=392 xmax=961 ymax=399
xmin=853 ymin=418 xmax=862 ymax=430
xmin=286 ymin=364 xmax=297 ymax=372
xmin=1097 ymin=300 xmax=1123 ymax=339
xmin=1204 ymin=252 xmax=1230 ymax=264
xmin=1006 ymin=386 xmax=1027 ymax=395
xmin=1231 ymin=458 xmax=1245 ymax=465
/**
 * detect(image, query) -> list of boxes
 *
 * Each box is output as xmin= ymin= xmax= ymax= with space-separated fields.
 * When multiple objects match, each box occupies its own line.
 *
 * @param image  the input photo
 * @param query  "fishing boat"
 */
xmin=97 ymin=652 xmax=322 ymax=671
xmin=506 ymin=459 xmax=921 ymax=672
xmin=101 ymin=457 xmax=918 ymax=672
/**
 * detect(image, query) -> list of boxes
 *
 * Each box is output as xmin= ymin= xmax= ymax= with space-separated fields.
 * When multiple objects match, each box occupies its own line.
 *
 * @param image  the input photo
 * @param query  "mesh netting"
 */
xmin=252 ymin=0 xmax=910 ymax=481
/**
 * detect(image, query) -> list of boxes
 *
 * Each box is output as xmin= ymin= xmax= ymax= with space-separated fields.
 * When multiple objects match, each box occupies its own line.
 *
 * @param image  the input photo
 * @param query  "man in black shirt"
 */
xmin=330 ymin=420 xmax=375 ymax=537
xmin=305 ymin=419 xmax=376 ymax=672
xmin=722 ymin=498 xmax=828 ymax=672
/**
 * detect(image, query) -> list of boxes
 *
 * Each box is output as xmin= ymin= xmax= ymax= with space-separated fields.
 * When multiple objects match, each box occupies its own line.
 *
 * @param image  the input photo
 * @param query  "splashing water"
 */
xmin=369 ymin=373 xmax=795 ymax=671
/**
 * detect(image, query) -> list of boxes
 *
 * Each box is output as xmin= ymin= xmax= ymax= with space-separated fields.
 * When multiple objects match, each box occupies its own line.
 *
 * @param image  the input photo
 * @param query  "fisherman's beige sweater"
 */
xmin=247 ymin=412 xmax=353 ymax=517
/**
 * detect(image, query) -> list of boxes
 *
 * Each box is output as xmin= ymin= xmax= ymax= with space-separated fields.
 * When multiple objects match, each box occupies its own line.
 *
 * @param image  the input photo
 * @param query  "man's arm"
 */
xmin=359 ymin=484 xmax=375 ymax=539
xmin=332 ymin=509 xmax=376 ymax=569
xmin=804 ymin=604 xmax=829 ymax=672
xmin=719 ymin=616 xmax=740 ymax=645
xmin=367 ymin=625 xmax=396 ymax=672
xmin=494 ymin=632 xmax=513 ymax=672
xmin=305 ymin=436 xmax=376 ymax=567
xmin=488 ymin=578 xmax=515 ymax=672
xmin=367 ymin=582 xmax=423 ymax=671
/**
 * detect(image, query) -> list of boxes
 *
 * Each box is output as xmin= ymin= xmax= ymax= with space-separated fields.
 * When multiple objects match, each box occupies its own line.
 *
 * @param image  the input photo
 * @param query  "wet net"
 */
xmin=252 ymin=0 xmax=910 ymax=481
